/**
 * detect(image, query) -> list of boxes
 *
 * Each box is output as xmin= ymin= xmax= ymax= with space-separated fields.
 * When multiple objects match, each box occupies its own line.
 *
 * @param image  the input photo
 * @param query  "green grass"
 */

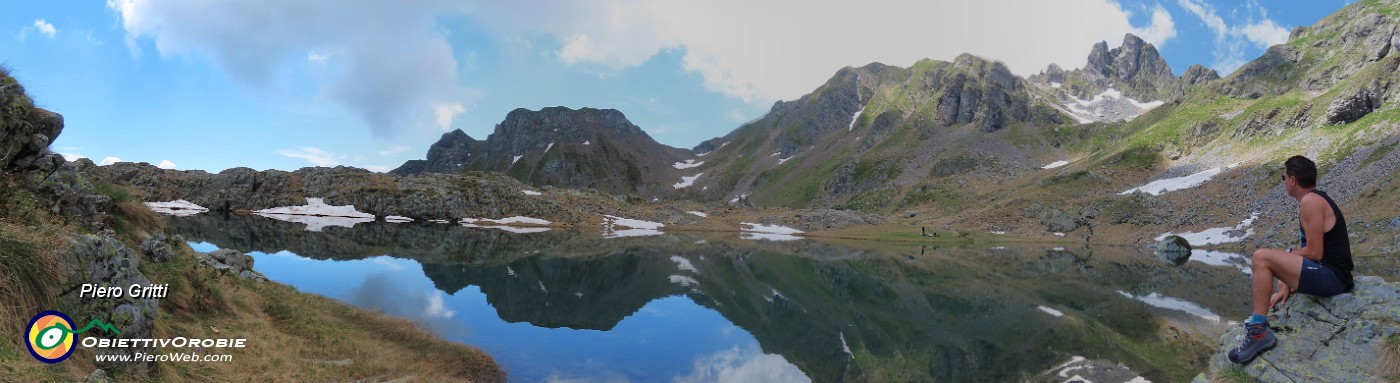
xmin=93 ymin=181 xmax=136 ymax=204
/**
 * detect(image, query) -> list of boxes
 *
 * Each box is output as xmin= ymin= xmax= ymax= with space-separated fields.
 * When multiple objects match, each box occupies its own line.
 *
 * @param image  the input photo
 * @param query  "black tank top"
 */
xmin=1299 ymin=190 xmax=1354 ymax=291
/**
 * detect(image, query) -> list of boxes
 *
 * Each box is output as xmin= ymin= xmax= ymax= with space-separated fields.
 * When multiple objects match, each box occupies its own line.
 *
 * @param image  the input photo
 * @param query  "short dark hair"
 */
xmin=1285 ymin=155 xmax=1317 ymax=188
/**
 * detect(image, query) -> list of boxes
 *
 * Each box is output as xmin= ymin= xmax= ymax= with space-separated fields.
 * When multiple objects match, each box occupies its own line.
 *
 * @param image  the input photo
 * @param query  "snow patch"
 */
xmin=428 ymin=219 xmax=449 ymax=224
xmin=686 ymin=211 xmax=708 ymax=218
xmin=511 ymin=155 xmax=523 ymax=164
xmin=1037 ymin=306 xmax=1064 ymax=317
xmin=673 ymin=159 xmax=705 ymax=169
xmin=507 ymin=266 xmax=516 ymax=277
xmin=603 ymin=215 xmax=665 ymax=238
xmin=674 ymin=173 xmax=703 ymax=189
xmin=469 ymin=216 xmax=552 ymax=226
xmin=776 ymin=155 xmax=795 ymax=165
xmin=145 ymin=200 xmax=209 ymax=217
xmin=1041 ymin=160 xmax=1070 ymax=169
xmin=848 ymin=106 xmax=864 ymax=132
xmin=1155 ymin=212 xmax=1258 ymax=246
xmin=1118 ymin=290 xmax=1220 ymax=322
xmin=583 ymin=140 xmax=590 ymax=146
xmin=522 ymin=189 xmax=542 ymax=196
xmin=1120 ymin=162 xmax=1243 ymax=196
xmin=839 ymin=332 xmax=854 ymax=359
xmin=384 ymin=215 xmax=414 ymax=223
xmin=255 ymin=198 xmax=374 ymax=219
xmin=740 ymin=222 xmax=803 ymax=241
xmin=1049 ymin=82 xmax=1062 ymax=88
xmin=256 ymin=214 xmax=375 ymax=232
xmin=545 ymin=142 xmax=554 ymax=152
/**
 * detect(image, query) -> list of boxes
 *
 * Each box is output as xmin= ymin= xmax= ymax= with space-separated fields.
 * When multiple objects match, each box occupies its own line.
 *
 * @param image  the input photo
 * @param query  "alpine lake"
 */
xmin=163 ymin=213 xmax=1400 ymax=383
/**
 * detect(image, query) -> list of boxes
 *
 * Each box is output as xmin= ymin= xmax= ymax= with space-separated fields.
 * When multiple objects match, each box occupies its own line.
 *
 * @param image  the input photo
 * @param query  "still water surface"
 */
xmin=169 ymin=213 xmax=1267 ymax=382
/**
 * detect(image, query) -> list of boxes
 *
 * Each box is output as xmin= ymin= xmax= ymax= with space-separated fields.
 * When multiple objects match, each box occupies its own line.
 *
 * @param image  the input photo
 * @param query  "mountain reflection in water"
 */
xmin=168 ymin=213 xmax=1256 ymax=383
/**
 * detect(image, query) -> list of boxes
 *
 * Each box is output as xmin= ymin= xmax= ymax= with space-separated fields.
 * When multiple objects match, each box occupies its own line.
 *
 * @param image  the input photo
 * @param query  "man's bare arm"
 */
xmin=1294 ymin=194 xmax=1327 ymax=262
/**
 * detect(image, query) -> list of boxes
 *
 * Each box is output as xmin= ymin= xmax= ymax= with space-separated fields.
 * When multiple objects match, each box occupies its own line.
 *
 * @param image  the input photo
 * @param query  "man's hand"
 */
xmin=1270 ymin=288 xmax=1291 ymax=310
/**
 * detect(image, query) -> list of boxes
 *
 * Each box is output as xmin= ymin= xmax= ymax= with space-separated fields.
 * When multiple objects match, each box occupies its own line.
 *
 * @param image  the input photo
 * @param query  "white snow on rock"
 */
xmin=1155 ymin=212 xmax=1257 ymax=246
xmin=840 ymin=332 xmax=854 ymax=359
xmin=460 ymin=223 xmax=552 ymax=234
xmin=522 ymin=189 xmax=542 ymax=196
xmin=145 ymin=200 xmax=209 ymax=217
xmin=1037 ymin=306 xmax=1064 ymax=317
xmin=848 ymin=106 xmax=864 ymax=132
xmin=741 ymin=222 xmax=803 ymax=235
xmin=1049 ymin=82 xmax=1062 ymax=88
xmin=740 ymin=222 xmax=804 ymax=241
xmin=1120 ymin=161 xmax=1243 ymax=196
xmin=511 ymin=155 xmax=523 ymax=165
xmin=1041 ymin=160 xmax=1070 ymax=169
xmin=1062 ymin=87 xmax=1166 ymax=124
xmin=728 ymin=193 xmax=748 ymax=204
xmin=695 ymin=151 xmax=710 ymax=157
xmin=583 ymin=140 xmax=590 ymax=146
xmin=686 ymin=211 xmax=708 ymax=218
xmin=545 ymin=142 xmax=554 ymax=152
xmin=428 ymin=219 xmax=449 ymax=224
xmin=468 ymin=216 xmax=553 ymax=226
xmin=385 ymin=215 xmax=414 ymax=223
xmin=671 ymin=256 xmax=699 ymax=274
xmin=603 ymin=215 xmax=665 ymax=238
xmin=255 ymin=198 xmax=374 ymax=218
xmin=777 ymin=155 xmax=795 ymax=165
xmin=673 ymin=159 xmax=705 ymax=169
xmin=1118 ymin=290 xmax=1221 ymax=322
xmin=770 ymin=152 xmax=780 ymax=157
xmin=674 ymin=173 xmax=703 ymax=189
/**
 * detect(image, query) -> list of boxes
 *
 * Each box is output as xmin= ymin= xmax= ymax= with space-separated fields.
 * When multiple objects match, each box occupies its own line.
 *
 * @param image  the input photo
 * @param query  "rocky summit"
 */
xmin=392 ymin=107 xmax=692 ymax=198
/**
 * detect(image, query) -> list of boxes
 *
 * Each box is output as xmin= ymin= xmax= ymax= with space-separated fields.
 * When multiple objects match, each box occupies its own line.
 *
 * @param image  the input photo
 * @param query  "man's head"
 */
xmin=1284 ymin=155 xmax=1318 ymax=189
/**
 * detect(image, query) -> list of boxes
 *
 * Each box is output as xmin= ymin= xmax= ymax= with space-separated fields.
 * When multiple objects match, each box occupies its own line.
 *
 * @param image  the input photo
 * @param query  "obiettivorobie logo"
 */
xmin=25 ymin=310 xmax=120 ymax=364
xmin=25 ymin=309 xmax=248 ymax=364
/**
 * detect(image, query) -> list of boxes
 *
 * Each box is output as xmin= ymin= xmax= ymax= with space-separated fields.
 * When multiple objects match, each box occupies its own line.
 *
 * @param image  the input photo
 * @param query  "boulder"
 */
xmin=1204 ymin=276 xmax=1400 ymax=382
xmin=198 ymin=249 xmax=266 ymax=281
xmin=140 ymin=233 xmax=174 ymax=263
xmin=1154 ymin=235 xmax=1192 ymax=266
xmin=1326 ymin=88 xmax=1381 ymax=125
xmin=64 ymin=234 xmax=158 ymax=369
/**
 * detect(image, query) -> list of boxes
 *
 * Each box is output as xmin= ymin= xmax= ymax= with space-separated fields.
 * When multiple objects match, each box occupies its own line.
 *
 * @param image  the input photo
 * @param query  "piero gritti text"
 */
xmin=79 ymin=283 xmax=171 ymax=299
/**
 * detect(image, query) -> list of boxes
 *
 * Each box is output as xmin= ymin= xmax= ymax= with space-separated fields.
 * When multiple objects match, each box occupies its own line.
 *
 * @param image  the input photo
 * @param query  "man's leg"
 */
xmin=1250 ymin=248 xmax=1304 ymax=315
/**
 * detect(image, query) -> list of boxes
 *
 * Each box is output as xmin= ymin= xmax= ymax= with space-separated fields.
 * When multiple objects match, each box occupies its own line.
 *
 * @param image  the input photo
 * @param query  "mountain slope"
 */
xmin=393 ymin=107 xmax=692 ymax=198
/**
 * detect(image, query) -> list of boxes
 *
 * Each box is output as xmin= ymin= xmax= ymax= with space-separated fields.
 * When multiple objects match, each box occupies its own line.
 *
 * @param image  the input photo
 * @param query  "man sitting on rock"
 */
xmin=1231 ymin=155 xmax=1355 ymax=364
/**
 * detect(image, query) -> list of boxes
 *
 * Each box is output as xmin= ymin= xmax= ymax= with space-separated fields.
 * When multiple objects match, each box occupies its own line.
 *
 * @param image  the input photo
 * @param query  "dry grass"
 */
xmin=1381 ymin=333 xmax=1400 ymax=381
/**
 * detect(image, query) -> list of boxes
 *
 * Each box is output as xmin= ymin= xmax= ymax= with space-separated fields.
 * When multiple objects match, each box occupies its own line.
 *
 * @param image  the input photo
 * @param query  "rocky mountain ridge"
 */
xmin=391 ymin=107 xmax=691 ymax=198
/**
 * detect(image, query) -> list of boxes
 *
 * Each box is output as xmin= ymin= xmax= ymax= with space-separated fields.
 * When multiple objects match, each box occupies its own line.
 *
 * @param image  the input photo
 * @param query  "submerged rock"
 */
xmin=1154 ymin=235 xmax=1192 ymax=266
xmin=1204 ymin=276 xmax=1400 ymax=382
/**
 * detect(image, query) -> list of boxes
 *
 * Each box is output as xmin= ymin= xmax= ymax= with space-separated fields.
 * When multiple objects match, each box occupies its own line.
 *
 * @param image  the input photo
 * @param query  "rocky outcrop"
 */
xmin=1326 ymin=88 xmax=1382 ymax=124
xmin=1154 ymin=235 xmax=1191 ymax=265
xmin=62 ymin=234 xmax=159 ymax=368
xmin=1181 ymin=64 xmax=1222 ymax=86
xmin=0 ymin=74 xmax=64 ymax=170
xmin=392 ymin=107 xmax=692 ymax=198
xmin=1033 ymin=34 xmax=1186 ymax=102
xmin=83 ymin=162 xmax=597 ymax=223
xmin=1202 ymin=276 xmax=1400 ymax=382
xmin=198 ymin=249 xmax=266 ymax=281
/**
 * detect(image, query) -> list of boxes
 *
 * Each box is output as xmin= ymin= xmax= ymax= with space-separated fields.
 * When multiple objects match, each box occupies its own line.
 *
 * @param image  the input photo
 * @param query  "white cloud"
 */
xmin=307 ymin=51 xmax=329 ymax=63
xmin=156 ymin=160 xmax=177 ymax=169
xmin=100 ymin=156 xmax=122 ymax=166
xmin=60 ymin=153 xmax=86 ymax=162
xmin=363 ymin=165 xmax=391 ymax=173
xmin=1178 ymin=0 xmax=1290 ymax=74
xmin=377 ymin=145 xmax=411 ymax=156
xmin=433 ymin=103 xmax=465 ymax=132
xmin=33 ymin=19 xmax=57 ymax=39
xmin=674 ymin=345 xmax=810 ymax=383
xmin=277 ymin=147 xmax=343 ymax=167
xmin=106 ymin=0 xmax=478 ymax=137
xmin=471 ymin=0 xmax=1175 ymax=103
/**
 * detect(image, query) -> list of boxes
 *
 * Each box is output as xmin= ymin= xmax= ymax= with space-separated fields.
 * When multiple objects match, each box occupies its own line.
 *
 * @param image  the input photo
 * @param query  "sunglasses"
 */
xmin=1281 ymin=174 xmax=1291 ymax=182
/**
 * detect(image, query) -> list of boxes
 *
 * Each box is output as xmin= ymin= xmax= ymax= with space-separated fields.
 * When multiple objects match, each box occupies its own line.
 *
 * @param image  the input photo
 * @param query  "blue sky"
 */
xmin=1 ymin=0 xmax=1354 ymax=172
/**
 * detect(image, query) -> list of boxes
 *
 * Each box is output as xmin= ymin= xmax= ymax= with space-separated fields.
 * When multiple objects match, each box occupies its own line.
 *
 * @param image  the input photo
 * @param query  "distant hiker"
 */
xmin=1230 ymin=155 xmax=1354 ymax=364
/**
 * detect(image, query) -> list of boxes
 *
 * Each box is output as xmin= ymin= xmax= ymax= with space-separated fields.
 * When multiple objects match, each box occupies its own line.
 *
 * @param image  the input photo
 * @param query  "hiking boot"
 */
xmin=1228 ymin=321 xmax=1276 ymax=364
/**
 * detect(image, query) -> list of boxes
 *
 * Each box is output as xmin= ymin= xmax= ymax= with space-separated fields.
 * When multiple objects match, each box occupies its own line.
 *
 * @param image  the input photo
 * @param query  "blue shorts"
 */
xmin=1297 ymin=258 xmax=1347 ymax=297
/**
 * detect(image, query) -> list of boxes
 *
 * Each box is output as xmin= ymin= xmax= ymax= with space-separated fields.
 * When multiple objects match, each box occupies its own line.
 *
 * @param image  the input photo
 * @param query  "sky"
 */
xmin=0 ymin=0 xmax=1355 ymax=172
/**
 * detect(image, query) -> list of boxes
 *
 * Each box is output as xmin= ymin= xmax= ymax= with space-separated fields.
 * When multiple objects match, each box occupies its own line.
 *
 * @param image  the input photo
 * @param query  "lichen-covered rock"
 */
xmin=62 ymin=234 xmax=158 ymax=369
xmin=197 ymin=249 xmax=266 ymax=281
xmin=140 ymin=233 xmax=174 ymax=263
xmin=1205 ymin=276 xmax=1400 ymax=382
